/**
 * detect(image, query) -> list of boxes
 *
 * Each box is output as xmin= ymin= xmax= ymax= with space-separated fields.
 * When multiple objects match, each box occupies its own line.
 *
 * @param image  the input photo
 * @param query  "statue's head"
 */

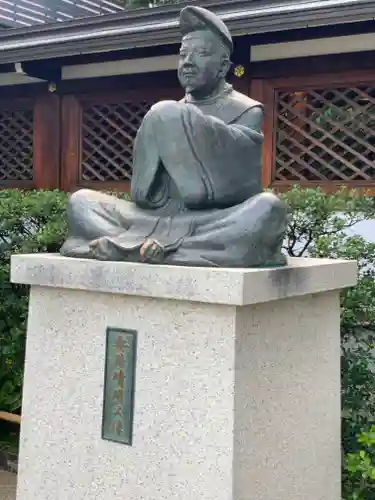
xmin=178 ymin=6 xmax=232 ymax=97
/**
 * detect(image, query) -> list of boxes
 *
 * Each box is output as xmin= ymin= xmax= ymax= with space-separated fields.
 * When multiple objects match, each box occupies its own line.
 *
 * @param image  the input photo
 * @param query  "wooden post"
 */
xmin=33 ymin=93 xmax=60 ymax=190
xmin=251 ymin=78 xmax=275 ymax=189
xmin=60 ymin=95 xmax=82 ymax=192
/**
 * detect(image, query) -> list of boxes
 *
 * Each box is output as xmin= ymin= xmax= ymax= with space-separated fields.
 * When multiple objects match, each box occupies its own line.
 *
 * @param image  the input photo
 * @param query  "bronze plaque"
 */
xmin=102 ymin=327 xmax=137 ymax=445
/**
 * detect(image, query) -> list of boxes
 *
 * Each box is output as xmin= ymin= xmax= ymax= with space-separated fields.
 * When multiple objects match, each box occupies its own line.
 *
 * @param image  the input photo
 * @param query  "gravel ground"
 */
xmin=0 ymin=471 xmax=16 ymax=500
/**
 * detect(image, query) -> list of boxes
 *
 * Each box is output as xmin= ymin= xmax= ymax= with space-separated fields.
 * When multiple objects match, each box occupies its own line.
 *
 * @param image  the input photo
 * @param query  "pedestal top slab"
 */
xmin=11 ymin=254 xmax=357 ymax=306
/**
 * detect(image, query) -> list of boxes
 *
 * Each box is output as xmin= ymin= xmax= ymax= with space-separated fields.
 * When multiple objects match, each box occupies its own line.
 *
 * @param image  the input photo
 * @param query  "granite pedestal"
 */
xmin=11 ymin=254 xmax=357 ymax=500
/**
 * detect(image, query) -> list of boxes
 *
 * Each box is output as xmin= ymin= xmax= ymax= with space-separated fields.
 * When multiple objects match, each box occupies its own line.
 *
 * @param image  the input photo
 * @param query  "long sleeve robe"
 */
xmin=131 ymin=87 xmax=264 ymax=212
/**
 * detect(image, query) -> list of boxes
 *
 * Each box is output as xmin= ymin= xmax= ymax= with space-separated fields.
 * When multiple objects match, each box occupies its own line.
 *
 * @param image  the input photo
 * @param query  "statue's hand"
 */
xmin=140 ymin=239 xmax=165 ymax=264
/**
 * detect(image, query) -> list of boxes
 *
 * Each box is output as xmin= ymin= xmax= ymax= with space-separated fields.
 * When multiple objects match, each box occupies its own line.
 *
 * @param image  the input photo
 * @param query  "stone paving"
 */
xmin=0 ymin=471 xmax=16 ymax=500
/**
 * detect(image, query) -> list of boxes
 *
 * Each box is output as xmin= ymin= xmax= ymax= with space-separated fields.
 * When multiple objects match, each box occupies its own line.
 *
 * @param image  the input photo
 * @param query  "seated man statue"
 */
xmin=60 ymin=5 xmax=288 ymax=268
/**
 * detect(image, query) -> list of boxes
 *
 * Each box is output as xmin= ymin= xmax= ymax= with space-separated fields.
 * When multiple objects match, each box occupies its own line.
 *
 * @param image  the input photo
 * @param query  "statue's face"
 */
xmin=178 ymin=30 xmax=229 ymax=96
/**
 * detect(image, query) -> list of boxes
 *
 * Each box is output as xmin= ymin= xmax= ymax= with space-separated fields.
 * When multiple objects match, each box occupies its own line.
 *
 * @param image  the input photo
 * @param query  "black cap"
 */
xmin=179 ymin=5 xmax=233 ymax=54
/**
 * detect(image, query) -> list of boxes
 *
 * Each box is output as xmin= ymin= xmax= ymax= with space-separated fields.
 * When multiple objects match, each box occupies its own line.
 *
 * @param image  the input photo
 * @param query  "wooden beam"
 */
xmin=0 ymin=411 xmax=21 ymax=424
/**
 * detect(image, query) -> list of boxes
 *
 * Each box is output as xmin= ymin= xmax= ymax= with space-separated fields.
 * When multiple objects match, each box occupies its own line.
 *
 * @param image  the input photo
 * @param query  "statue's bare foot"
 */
xmin=140 ymin=239 xmax=165 ymax=264
xmin=89 ymin=238 xmax=101 ymax=250
xmin=89 ymin=237 xmax=109 ymax=260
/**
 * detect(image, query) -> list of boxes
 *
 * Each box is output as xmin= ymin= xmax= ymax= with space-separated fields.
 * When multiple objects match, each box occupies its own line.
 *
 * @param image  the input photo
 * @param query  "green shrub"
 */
xmin=344 ymin=426 xmax=375 ymax=499
xmin=0 ymin=187 xmax=374 ymax=499
xmin=0 ymin=189 xmax=68 ymax=414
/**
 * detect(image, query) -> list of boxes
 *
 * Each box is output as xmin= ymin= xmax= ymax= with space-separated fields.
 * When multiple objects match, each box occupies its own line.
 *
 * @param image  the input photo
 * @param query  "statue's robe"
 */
xmin=60 ymin=85 xmax=287 ymax=267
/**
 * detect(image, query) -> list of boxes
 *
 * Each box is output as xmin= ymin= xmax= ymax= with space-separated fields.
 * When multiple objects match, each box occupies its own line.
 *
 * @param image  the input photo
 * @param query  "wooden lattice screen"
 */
xmin=0 ymin=99 xmax=34 ymax=186
xmin=61 ymin=89 xmax=182 ymax=191
xmin=81 ymin=100 xmax=152 ymax=183
xmin=253 ymin=71 xmax=375 ymax=191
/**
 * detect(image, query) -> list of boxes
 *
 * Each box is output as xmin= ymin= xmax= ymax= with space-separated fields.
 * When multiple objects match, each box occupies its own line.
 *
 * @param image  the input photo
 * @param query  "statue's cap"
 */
xmin=179 ymin=6 xmax=233 ymax=53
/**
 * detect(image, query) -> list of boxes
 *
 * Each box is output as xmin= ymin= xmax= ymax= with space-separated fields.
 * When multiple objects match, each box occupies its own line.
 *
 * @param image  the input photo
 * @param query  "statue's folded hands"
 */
xmin=60 ymin=5 xmax=288 ymax=268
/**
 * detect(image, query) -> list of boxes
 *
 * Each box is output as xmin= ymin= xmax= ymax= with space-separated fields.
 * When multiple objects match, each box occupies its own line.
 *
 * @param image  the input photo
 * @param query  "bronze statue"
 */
xmin=60 ymin=5 xmax=288 ymax=267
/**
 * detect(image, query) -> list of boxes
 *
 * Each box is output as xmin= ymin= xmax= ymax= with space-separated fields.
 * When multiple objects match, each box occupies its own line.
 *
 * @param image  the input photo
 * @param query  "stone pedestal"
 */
xmin=11 ymin=254 xmax=357 ymax=500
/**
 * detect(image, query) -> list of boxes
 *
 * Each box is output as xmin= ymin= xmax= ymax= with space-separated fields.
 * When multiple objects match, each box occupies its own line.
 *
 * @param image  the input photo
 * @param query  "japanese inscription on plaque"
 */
xmin=102 ymin=327 xmax=137 ymax=445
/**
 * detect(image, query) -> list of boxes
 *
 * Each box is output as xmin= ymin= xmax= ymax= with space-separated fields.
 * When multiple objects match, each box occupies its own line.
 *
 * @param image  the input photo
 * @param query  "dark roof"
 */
xmin=0 ymin=0 xmax=124 ymax=28
xmin=0 ymin=0 xmax=375 ymax=63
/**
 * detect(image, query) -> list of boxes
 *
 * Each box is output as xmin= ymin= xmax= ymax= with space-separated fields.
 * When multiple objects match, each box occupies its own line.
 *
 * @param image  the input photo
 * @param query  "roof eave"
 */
xmin=0 ymin=0 xmax=374 ymax=64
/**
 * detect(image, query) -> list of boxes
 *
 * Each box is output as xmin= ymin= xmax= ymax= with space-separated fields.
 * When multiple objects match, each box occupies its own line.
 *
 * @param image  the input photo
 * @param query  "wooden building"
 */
xmin=1 ymin=0 xmax=375 ymax=193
